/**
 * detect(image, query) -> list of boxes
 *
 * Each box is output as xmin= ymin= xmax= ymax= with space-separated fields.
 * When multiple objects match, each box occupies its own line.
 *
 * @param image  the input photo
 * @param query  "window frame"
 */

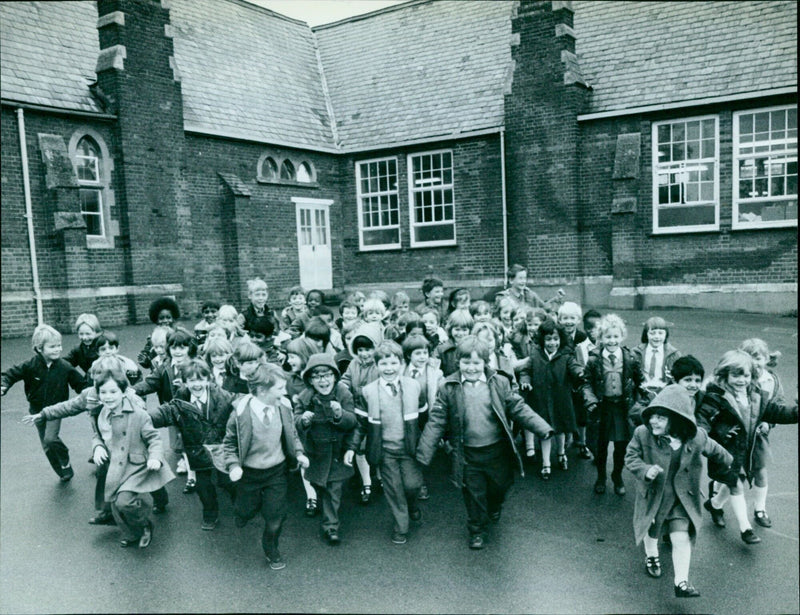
xmin=651 ymin=115 xmax=720 ymax=235
xmin=732 ymin=105 xmax=798 ymax=230
xmin=75 ymin=137 xmax=105 ymax=239
xmin=355 ymin=156 xmax=401 ymax=251
xmin=68 ymin=129 xmax=116 ymax=248
xmin=407 ymin=149 xmax=457 ymax=248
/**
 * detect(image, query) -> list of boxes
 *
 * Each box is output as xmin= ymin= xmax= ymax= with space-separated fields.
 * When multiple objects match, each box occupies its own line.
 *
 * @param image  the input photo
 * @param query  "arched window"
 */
xmin=260 ymin=156 xmax=278 ymax=181
xmin=75 ymin=136 xmax=104 ymax=237
xmin=280 ymin=159 xmax=296 ymax=181
xmin=296 ymin=161 xmax=315 ymax=183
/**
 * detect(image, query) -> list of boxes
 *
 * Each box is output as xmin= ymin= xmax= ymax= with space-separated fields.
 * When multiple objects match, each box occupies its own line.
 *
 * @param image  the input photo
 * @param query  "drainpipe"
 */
xmin=500 ymin=128 xmax=509 ymax=287
xmin=17 ymin=108 xmax=44 ymax=326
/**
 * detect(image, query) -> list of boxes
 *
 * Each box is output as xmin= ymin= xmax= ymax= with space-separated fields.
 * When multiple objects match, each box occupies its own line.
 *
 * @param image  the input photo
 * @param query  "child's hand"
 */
xmin=756 ymin=422 xmax=770 ymax=436
xmin=146 ymin=459 xmax=162 ymax=471
xmin=93 ymin=446 xmax=108 ymax=465
xmin=329 ymin=401 xmax=342 ymax=420
xmin=21 ymin=413 xmax=43 ymax=425
xmin=343 ymin=450 xmax=355 ymax=466
xmin=229 ymin=467 xmax=243 ymax=482
xmin=645 ymin=465 xmax=664 ymax=480
xmin=296 ymin=454 xmax=310 ymax=469
xmin=520 ymin=381 xmax=532 ymax=392
xmin=301 ymin=410 xmax=315 ymax=426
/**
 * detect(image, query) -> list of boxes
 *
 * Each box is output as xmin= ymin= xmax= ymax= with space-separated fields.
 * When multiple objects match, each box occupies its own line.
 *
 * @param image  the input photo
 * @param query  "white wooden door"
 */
xmin=294 ymin=197 xmax=333 ymax=290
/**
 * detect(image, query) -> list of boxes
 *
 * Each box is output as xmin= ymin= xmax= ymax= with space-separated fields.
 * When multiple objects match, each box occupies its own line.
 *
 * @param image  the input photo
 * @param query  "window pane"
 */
xmin=79 ymin=189 xmax=103 ymax=236
xmin=658 ymin=204 xmax=715 ymax=228
xmin=296 ymin=162 xmax=313 ymax=183
xmin=363 ymin=228 xmax=399 ymax=246
xmin=415 ymin=224 xmax=454 ymax=243
xmin=280 ymin=160 xmax=295 ymax=180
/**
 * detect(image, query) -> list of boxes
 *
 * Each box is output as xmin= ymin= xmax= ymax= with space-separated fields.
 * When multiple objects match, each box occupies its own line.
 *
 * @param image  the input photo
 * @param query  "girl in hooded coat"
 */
xmin=625 ymin=385 xmax=733 ymax=598
xmin=294 ymin=354 xmax=357 ymax=544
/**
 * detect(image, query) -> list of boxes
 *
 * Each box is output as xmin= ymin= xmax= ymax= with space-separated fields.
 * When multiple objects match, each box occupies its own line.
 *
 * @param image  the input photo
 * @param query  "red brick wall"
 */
xmin=338 ymin=135 xmax=506 ymax=287
xmin=578 ymin=94 xmax=798 ymax=287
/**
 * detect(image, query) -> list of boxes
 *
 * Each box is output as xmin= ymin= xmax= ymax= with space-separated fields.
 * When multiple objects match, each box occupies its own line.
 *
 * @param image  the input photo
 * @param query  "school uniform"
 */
xmin=349 ymin=376 xmax=423 ymax=538
xmin=416 ymin=369 xmax=553 ymax=541
xmin=242 ymin=303 xmax=279 ymax=337
xmin=222 ymin=394 xmax=305 ymax=561
xmin=149 ymin=385 xmax=235 ymax=523
xmin=521 ymin=345 xmax=585 ymax=434
xmin=92 ymin=396 xmax=175 ymax=542
xmin=2 ymin=354 xmax=86 ymax=478
xmin=294 ymin=381 xmax=357 ymax=534
xmin=581 ymin=346 xmax=643 ymax=486
xmin=66 ymin=338 xmax=101 ymax=374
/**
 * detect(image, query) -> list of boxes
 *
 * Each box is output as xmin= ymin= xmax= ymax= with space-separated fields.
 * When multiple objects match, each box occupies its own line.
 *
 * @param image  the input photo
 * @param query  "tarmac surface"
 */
xmin=1 ymin=308 xmax=797 ymax=614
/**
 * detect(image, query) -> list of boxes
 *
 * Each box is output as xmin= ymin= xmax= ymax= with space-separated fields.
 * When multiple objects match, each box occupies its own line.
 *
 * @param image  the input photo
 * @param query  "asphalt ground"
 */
xmin=1 ymin=308 xmax=797 ymax=614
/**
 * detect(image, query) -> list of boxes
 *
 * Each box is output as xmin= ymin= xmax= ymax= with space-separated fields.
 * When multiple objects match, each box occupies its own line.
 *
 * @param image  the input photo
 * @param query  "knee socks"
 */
xmin=730 ymin=492 xmax=751 ymax=532
xmin=711 ymin=483 xmax=730 ymax=509
xmin=643 ymin=536 xmax=659 ymax=558
xmin=355 ymin=454 xmax=371 ymax=487
xmin=753 ymin=485 xmax=768 ymax=512
xmin=670 ymin=531 xmax=692 ymax=586
xmin=300 ymin=468 xmax=317 ymax=500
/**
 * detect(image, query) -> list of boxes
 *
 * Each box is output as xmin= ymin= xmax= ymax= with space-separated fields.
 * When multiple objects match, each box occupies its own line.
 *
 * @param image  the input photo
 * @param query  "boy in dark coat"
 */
xmin=416 ymin=336 xmax=554 ymax=550
xmin=294 ymin=354 xmax=357 ymax=544
xmin=2 ymin=324 xmax=86 ymax=480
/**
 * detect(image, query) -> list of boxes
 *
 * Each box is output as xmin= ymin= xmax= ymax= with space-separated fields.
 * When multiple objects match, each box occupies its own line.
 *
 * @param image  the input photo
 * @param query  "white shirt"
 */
xmin=249 ymin=395 xmax=276 ymax=424
xmin=190 ymin=390 xmax=209 ymax=408
xmin=602 ymin=348 xmax=622 ymax=365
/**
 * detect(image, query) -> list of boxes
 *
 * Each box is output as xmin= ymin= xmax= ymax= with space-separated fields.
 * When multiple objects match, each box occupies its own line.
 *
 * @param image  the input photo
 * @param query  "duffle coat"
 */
xmin=293 ymin=382 xmax=357 ymax=486
xmin=521 ymin=345 xmax=585 ymax=434
xmin=625 ymin=424 xmax=732 ymax=545
xmin=416 ymin=369 xmax=554 ymax=486
xmin=91 ymin=396 xmax=175 ymax=501
xmin=696 ymin=383 xmax=798 ymax=485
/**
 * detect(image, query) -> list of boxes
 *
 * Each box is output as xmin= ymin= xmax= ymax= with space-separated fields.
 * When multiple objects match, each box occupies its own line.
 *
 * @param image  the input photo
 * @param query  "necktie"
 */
xmin=609 ymin=353 xmax=617 ymax=366
xmin=387 ymin=382 xmax=398 ymax=396
xmin=648 ymin=349 xmax=658 ymax=380
xmin=411 ymin=368 xmax=420 ymax=379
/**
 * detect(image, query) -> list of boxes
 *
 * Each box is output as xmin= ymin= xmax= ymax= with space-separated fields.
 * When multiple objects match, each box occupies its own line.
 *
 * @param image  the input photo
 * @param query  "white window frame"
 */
xmin=407 ymin=149 xmax=456 ymax=247
xmin=652 ymin=115 xmax=720 ymax=234
xmin=355 ymin=156 xmax=401 ymax=251
xmin=732 ymin=105 xmax=797 ymax=230
xmin=69 ymin=129 xmax=116 ymax=248
xmin=75 ymin=139 xmax=105 ymax=238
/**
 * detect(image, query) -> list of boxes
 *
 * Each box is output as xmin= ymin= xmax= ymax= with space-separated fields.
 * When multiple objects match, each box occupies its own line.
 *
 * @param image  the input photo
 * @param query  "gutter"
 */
xmin=16 ymin=108 xmax=44 ymax=325
xmin=500 ymin=128 xmax=509 ymax=287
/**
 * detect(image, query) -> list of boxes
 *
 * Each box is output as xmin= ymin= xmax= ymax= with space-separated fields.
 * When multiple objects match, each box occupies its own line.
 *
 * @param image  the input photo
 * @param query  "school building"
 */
xmin=1 ymin=0 xmax=796 ymax=337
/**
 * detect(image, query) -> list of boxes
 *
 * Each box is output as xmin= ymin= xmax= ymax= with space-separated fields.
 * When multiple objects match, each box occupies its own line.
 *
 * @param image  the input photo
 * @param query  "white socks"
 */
xmin=643 ymin=536 xmax=659 ymax=558
xmin=670 ymin=531 xmax=691 ymax=585
xmin=711 ymin=483 xmax=730 ymax=509
xmin=300 ymin=468 xmax=317 ymax=499
xmin=730 ymin=492 xmax=751 ymax=532
xmin=540 ymin=437 xmax=552 ymax=468
xmin=753 ymin=485 xmax=768 ymax=512
xmin=355 ymin=453 xmax=371 ymax=487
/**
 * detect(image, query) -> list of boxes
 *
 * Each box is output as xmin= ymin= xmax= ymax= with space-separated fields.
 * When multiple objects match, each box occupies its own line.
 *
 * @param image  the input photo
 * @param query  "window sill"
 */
xmin=257 ymin=178 xmax=319 ymax=188
xmin=86 ymin=235 xmax=115 ymax=249
xmin=649 ymin=226 xmax=719 ymax=236
xmin=731 ymin=220 xmax=797 ymax=231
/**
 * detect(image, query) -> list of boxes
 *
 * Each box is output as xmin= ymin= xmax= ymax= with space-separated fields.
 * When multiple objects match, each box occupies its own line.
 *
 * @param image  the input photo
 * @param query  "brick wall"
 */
xmin=579 ymin=94 xmax=798 ymax=288
xmin=338 ymin=135 xmax=506 ymax=290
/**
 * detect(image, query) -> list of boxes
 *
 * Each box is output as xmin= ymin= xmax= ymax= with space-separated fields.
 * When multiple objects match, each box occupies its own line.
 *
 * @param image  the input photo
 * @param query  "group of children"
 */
xmin=3 ymin=266 xmax=797 ymax=597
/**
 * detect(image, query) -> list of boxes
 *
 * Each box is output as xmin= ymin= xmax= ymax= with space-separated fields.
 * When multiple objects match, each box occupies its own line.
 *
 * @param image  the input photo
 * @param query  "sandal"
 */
xmin=360 ymin=485 xmax=372 ymax=505
xmin=305 ymin=498 xmax=318 ymax=517
xmin=557 ymin=453 xmax=568 ymax=471
xmin=540 ymin=466 xmax=551 ymax=480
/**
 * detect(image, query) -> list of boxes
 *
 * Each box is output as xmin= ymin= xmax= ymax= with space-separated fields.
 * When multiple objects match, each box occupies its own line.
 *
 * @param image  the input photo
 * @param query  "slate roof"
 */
xmin=314 ymin=0 xmax=513 ymax=151
xmin=0 ymin=1 xmax=102 ymax=113
xmin=574 ymin=0 xmax=798 ymax=115
xmin=170 ymin=0 xmax=335 ymax=150
xmin=1 ymin=1 xmax=796 ymax=149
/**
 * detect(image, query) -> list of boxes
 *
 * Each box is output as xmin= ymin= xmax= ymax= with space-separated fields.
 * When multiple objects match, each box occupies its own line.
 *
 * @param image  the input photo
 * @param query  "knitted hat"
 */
xmin=641 ymin=384 xmax=697 ymax=439
xmin=302 ymin=353 xmax=340 ymax=384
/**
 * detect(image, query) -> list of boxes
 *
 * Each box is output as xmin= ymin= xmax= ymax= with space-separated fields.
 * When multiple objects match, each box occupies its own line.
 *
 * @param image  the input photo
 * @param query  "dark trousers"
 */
xmin=35 ymin=417 xmax=70 ymax=476
xmin=195 ymin=468 xmax=236 ymax=522
xmin=234 ymin=463 xmax=288 ymax=559
xmin=316 ymin=479 xmax=346 ymax=532
xmin=594 ymin=436 xmax=627 ymax=482
xmin=95 ymin=461 xmax=168 ymax=512
xmin=462 ymin=441 xmax=514 ymax=538
xmin=111 ymin=491 xmax=153 ymax=541
xmin=380 ymin=449 xmax=422 ymax=535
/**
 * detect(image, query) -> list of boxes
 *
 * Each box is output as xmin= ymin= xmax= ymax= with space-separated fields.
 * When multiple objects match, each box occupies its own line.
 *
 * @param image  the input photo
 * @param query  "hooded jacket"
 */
xmin=340 ymin=322 xmax=383 ymax=406
xmin=625 ymin=385 xmax=732 ymax=545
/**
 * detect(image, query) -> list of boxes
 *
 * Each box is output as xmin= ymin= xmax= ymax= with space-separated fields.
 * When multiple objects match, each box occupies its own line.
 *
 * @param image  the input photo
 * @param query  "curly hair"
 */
xmin=148 ymin=297 xmax=180 ymax=324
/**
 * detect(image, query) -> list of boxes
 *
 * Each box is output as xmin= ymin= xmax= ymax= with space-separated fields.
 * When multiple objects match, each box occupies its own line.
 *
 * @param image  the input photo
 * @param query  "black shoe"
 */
xmin=89 ymin=511 xmax=116 ymax=526
xmin=360 ymin=486 xmax=372 ymax=505
xmin=119 ymin=537 xmax=138 ymax=548
xmin=468 ymin=534 xmax=485 ymax=550
xmin=594 ymin=480 xmax=606 ymax=494
xmin=138 ymin=522 xmax=153 ymax=548
xmin=183 ymin=478 xmax=196 ymax=494
xmin=409 ymin=508 xmax=422 ymax=522
xmin=540 ymin=466 xmax=551 ymax=480
xmin=201 ymin=518 xmax=218 ymax=531
xmin=391 ymin=531 xmax=407 ymax=545
xmin=645 ymin=556 xmax=662 ymax=578
xmin=324 ymin=529 xmax=341 ymax=545
xmin=59 ymin=465 xmax=74 ymax=482
xmin=613 ymin=482 xmax=626 ymax=496
xmin=674 ymin=581 xmax=700 ymax=598
xmin=578 ymin=445 xmax=593 ymax=460
xmin=704 ymin=500 xmax=725 ymax=527
xmin=266 ymin=553 xmax=286 ymax=570
xmin=741 ymin=529 xmax=761 ymax=544
xmin=754 ymin=510 xmax=772 ymax=528
xmin=305 ymin=498 xmax=318 ymax=517
xmin=418 ymin=484 xmax=430 ymax=501
xmin=489 ymin=510 xmax=501 ymax=523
